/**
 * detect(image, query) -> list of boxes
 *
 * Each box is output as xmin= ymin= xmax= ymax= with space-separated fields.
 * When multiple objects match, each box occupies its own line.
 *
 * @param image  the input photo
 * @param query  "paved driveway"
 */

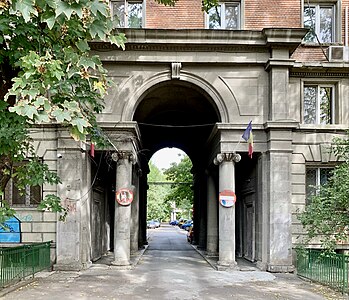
xmin=0 ymin=225 xmax=345 ymax=300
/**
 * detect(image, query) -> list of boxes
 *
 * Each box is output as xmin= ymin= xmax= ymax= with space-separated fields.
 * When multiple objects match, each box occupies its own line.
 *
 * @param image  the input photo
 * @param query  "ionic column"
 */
xmin=214 ymin=152 xmax=241 ymax=269
xmin=112 ymin=151 xmax=135 ymax=266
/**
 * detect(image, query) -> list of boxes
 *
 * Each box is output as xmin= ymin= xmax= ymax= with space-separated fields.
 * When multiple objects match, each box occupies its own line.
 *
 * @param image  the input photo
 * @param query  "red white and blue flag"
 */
xmin=242 ymin=121 xmax=253 ymax=159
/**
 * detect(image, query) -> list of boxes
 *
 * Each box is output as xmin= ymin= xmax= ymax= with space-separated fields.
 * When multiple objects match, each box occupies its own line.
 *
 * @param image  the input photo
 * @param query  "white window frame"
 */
xmin=205 ymin=1 xmax=241 ymax=30
xmin=306 ymin=166 xmax=333 ymax=203
xmin=302 ymin=83 xmax=335 ymax=124
xmin=302 ymin=0 xmax=341 ymax=44
xmin=110 ymin=0 xmax=144 ymax=28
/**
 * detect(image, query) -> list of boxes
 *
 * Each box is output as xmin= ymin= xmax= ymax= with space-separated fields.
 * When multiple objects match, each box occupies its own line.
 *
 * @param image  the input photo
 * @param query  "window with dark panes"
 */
xmin=304 ymin=85 xmax=333 ymax=124
xmin=306 ymin=167 xmax=332 ymax=204
xmin=303 ymin=4 xmax=334 ymax=43
xmin=4 ymin=178 xmax=42 ymax=206
xmin=111 ymin=0 xmax=143 ymax=28
xmin=207 ymin=2 xmax=240 ymax=29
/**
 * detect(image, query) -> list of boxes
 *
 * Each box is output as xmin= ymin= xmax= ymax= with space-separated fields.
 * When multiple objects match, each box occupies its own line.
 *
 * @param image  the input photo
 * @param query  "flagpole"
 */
xmin=232 ymin=137 xmax=243 ymax=153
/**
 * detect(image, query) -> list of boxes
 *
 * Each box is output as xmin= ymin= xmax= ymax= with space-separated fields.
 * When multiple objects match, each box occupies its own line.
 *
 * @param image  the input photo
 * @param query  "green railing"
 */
xmin=0 ymin=242 xmax=52 ymax=288
xmin=297 ymin=249 xmax=349 ymax=294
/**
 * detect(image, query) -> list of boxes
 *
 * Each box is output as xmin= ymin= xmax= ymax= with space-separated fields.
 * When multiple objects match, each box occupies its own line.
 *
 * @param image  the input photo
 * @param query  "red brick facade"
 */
xmin=143 ymin=0 xmax=349 ymax=62
xmin=146 ymin=0 xmax=204 ymax=29
xmin=245 ymin=0 xmax=301 ymax=30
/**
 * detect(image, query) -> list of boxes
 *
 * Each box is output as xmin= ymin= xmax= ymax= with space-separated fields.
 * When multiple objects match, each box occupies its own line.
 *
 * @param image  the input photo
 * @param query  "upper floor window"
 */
xmin=4 ymin=178 xmax=41 ymax=206
xmin=303 ymin=3 xmax=335 ymax=43
xmin=306 ymin=167 xmax=332 ymax=203
xmin=303 ymin=85 xmax=334 ymax=124
xmin=111 ymin=0 xmax=143 ymax=28
xmin=207 ymin=2 xmax=240 ymax=29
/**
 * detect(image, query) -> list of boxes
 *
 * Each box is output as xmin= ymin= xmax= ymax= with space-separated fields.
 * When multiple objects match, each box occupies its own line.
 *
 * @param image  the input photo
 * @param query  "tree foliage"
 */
xmin=298 ymin=131 xmax=349 ymax=252
xmin=164 ymin=155 xmax=193 ymax=216
xmin=0 ymin=0 xmax=125 ymax=221
xmin=147 ymin=161 xmax=170 ymax=221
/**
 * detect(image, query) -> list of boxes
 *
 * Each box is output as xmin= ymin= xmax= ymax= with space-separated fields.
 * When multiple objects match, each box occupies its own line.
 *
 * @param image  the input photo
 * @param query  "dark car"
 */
xmin=181 ymin=220 xmax=193 ymax=231
xmin=169 ymin=220 xmax=179 ymax=225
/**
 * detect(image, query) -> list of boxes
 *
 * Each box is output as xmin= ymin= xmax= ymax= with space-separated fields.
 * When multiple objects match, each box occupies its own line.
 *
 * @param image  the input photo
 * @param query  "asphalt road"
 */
xmin=0 ymin=225 xmax=345 ymax=300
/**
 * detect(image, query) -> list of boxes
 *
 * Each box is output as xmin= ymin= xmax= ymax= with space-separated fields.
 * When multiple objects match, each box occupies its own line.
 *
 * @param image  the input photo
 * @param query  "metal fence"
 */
xmin=297 ymin=249 xmax=349 ymax=294
xmin=0 ymin=242 xmax=52 ymax=288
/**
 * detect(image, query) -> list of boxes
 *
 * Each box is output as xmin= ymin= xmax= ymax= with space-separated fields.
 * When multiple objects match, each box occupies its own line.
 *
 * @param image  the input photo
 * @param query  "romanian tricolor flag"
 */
xmin=242 ymin=121 xmax=253 ymax=159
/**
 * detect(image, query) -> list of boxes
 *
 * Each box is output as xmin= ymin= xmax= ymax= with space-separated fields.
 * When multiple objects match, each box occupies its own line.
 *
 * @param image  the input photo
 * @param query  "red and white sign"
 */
xmin=219 ymin=190 xmax=236 ymax=208
xmin=115 ymin=188 xmax=133 ymax=206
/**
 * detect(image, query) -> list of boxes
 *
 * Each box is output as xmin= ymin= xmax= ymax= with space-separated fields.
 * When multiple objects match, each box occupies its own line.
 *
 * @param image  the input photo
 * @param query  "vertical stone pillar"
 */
xmin=206 ymin=173 xmax=218 ymax=256
xmin=266 ymin=151 xmax=294 ymax=272
xmin=55 ymin=131 xmax=92 ymax=270
xmin=214 ymin=152 xmax=241 ymax=269
xmin=130 ymin=167 xmax=140 ymax=253
xmin=112 ymin=151 xmax=135 ymax=266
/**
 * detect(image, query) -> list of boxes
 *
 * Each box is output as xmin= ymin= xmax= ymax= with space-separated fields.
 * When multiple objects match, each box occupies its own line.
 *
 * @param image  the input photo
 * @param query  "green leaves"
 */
xmin=38 ymin=194 xmax=68 ymax=221
xmin=164 ymin=155 xmax=193 ymax=212
xmin=15 ymin=0 xmax=37 ymax=23
xmin=298 ymin=132 xmax=349 ymax=252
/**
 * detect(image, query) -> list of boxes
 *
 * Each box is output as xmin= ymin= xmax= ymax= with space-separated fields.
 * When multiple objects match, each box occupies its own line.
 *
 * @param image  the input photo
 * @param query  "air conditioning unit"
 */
xmin=327 ymin=46 xmax=349 ymax=62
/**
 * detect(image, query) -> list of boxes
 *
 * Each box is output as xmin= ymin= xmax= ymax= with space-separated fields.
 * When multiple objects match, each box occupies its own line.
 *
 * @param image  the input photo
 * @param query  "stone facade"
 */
xmin=4 ymin=0 xmax=349 ymax=272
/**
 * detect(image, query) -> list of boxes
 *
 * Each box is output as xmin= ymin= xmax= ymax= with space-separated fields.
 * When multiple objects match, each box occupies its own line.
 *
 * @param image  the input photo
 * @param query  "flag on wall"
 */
xmin=242 ymin=121 xmax=253 ymax=159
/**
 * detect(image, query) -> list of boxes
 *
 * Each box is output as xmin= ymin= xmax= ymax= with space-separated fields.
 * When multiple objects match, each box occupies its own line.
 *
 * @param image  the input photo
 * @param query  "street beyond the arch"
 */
xmin=0 ymin=225 xmax=344 ymax=300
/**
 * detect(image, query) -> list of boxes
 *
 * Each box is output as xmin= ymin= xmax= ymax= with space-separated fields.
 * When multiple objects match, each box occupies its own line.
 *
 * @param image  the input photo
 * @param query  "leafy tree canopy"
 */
xmin=298 ymin=131 xmax=349 ymax=252
xmin=147 ymin=161 xmax=170 ymax=221
xmin=0 ymin=0 xmax=126 ymax=221
xmin=164 ymin=155 xmax=193 ymax=216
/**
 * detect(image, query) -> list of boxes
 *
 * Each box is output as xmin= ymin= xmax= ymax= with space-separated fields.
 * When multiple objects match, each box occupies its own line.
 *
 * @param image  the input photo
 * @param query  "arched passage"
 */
xmin=131 ymin=80 xmax=222 ymax=258
xmin=133 ymin=80 xmax=221 ymax=162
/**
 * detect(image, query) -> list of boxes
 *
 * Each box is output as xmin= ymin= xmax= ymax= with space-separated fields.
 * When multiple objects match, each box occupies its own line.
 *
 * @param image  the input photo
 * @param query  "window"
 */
xmin=303 ymin=3 xmax=335 ymax=43
xmin=111 ymin=0 xmax=143 ymax=28
xmin=303 ymin=85 xmax=334 ymax=124
xmin=4 ymin=178 xmax=41 ymax=206
xmin=207 ymin=2 xmax=240 ymax=29
xmin=306 ymin=167 xmax=332 ymax=203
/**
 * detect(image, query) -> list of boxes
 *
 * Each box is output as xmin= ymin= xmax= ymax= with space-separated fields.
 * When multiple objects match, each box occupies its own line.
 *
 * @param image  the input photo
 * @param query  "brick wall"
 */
xmin=341 ymin=0 xmax=349 ymax=44
xmin=146 ymin=0 xmax=204 ymax=29
xmin=245 ymin=0 xmax=301 ymax=30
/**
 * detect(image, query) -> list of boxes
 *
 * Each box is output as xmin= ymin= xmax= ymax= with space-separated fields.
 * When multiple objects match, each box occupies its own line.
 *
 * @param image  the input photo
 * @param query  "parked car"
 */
xmin=181 ymin=220 xmax=193 ymax=231
xmin=147 ymin=220 xmax=157 ymax=229
xmin=153 ymin=219 xmax=161 ymax=228
xmin=169 ymin=220 xmax=179 ymax=226
xmin=178 ymin=219 xmax=187 ymax=228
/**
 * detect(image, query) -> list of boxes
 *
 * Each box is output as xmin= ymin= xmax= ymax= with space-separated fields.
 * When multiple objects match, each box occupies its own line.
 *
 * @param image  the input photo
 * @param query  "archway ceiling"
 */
xmin=133 ymin=83 xmax=220 ymax=162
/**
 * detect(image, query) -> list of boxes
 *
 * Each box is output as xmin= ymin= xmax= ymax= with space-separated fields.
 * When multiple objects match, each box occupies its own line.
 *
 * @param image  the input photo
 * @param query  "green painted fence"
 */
xmin=297 ymin=249 xmax=349 ymax=294
xmin=0 ymin=242 xmax=51 ymax=288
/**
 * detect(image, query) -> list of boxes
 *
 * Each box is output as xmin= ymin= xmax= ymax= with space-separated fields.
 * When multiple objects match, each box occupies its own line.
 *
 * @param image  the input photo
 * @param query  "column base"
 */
xmin=217 ymin=260 xmax=239 ymax=271
xmin=267 ymin=264 xmax=295 ymax=273
xmin=54 ymin=262 xmax=89 ymax=271
xmin=111 ymin=259 xmax=131 ymax=267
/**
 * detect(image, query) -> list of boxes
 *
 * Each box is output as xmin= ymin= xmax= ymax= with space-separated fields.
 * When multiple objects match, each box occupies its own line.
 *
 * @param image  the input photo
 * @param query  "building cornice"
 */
xmin=90 ymin=28 xmax=307 ymax=53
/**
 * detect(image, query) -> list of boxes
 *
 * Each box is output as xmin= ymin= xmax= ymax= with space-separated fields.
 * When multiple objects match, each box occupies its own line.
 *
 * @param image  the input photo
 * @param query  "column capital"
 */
xmin=213 ymin=152 xmax=241 ymax=165
xmin=111 ymin=150 xmax=136 ymax=164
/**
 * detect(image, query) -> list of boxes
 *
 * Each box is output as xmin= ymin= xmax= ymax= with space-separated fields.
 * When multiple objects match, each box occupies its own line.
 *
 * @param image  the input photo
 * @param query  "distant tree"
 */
xmin=164 ymin=155 xmax=193 ymax=219
xmin=147 ymin=161 xmax=171 ymax=221
xmin=298 ymin=131 xmax=349 ymax=252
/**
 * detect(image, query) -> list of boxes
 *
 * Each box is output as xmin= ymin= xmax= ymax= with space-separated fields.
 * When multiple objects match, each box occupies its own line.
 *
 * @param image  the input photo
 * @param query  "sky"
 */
xmin=150 ymin=147 xmax=186 ymax=170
